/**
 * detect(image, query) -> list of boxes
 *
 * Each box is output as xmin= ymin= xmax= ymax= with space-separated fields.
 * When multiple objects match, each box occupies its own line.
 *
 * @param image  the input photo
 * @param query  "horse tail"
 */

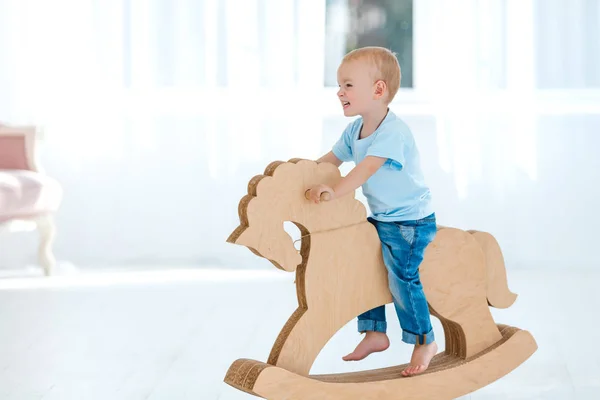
xmin=468 ymin=230 xmax=518 ymax=309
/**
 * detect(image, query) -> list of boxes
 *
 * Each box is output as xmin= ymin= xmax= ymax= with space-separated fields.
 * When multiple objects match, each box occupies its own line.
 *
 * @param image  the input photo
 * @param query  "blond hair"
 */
xmin=342 ymin=46 xmax=401 ymax=103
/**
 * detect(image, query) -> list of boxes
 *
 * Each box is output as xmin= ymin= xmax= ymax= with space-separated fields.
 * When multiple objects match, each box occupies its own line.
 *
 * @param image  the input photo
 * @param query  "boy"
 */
xmin=307 ymin=47 xmax=437 ymax=377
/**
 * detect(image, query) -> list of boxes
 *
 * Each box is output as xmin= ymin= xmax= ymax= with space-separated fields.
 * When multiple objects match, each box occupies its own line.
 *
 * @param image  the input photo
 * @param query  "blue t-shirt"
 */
xmin=331 ymin=110 xmax=434 ymax=222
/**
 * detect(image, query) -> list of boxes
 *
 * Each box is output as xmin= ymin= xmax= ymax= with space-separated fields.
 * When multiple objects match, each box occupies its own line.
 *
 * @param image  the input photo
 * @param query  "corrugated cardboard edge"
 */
xmin=223 ymin=324 xmax=534 ymax=396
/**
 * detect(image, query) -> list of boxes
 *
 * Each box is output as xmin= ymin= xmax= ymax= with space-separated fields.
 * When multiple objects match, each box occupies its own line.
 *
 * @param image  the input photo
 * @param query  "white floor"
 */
xmin=0 ymin=268 xmax=598 ymax=400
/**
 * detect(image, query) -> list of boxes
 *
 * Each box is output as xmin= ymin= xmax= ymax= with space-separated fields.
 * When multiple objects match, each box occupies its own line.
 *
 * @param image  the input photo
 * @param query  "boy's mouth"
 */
xmin=342 ymin=101 xmax=350 ymax=109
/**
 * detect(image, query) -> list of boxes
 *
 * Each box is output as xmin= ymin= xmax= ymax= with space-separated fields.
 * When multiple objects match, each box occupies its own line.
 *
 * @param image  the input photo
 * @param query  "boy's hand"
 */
xmin=307 ymin=184 xmax=335 ymax=203
xmin=306 ymin=156 xmax=386 ymax=204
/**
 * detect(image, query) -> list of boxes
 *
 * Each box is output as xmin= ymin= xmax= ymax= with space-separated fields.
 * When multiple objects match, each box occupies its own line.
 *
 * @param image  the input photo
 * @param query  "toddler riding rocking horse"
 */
xmin=224 ymin=159 xmax=537 ymax=400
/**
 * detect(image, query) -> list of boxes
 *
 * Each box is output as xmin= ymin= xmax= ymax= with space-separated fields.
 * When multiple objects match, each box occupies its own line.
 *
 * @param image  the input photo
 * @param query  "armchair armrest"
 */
xmin=0 ymin=124 xmax=39 ymax=171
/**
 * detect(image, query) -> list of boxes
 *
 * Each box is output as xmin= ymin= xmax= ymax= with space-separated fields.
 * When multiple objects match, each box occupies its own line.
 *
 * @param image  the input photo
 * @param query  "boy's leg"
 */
xmin=374 ymin=216 xmax=436 ymax=344
xmin=372 ymin=215 xmax=438 ymax=375
xmin=343 ymin=219 xmax=390 ymax=361
xmin=356 ymin=217 xmax=388 ymax=334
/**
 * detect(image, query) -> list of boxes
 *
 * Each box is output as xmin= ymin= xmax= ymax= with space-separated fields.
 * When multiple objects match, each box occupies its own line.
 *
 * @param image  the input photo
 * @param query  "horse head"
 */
xmin=227 ymin=159 xmax=366 ymax=272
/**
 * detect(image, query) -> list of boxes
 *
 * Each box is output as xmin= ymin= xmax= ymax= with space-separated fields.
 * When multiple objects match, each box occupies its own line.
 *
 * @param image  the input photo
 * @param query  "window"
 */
xmin=324 ymin=0 xmax=414 ymax=88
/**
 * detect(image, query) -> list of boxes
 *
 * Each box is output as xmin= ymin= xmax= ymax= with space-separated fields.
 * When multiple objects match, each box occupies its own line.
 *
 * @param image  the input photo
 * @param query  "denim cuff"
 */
xmin=357 ymin=319 xmax=387 ymax=333
xmin=402 ymin=328 xmax=435 ymax=345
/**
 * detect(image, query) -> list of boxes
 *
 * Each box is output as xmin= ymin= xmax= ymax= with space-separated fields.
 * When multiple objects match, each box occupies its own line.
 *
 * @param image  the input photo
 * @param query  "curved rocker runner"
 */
xmin=223 ymin=159 xmax=537 ymax=400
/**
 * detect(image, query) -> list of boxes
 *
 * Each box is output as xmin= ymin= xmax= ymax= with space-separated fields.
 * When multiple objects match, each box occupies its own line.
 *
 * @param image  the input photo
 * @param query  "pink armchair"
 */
xmin=0 ymin=124 xmax=62 ymax=275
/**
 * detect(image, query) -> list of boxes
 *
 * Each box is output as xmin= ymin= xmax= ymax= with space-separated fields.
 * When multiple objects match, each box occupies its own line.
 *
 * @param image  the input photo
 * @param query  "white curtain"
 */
xmin=0 ymin=0 xmax=329 ymax=269
xmin=0 ymin=0 xmax=329 ymax=169
xmin=534 ymin=0 xmax=600 ymax=89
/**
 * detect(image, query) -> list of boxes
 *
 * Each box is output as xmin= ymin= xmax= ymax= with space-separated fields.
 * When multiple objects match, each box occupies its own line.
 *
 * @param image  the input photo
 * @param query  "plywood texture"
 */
xmin=224 ymin=159 xmax=537 ymax=399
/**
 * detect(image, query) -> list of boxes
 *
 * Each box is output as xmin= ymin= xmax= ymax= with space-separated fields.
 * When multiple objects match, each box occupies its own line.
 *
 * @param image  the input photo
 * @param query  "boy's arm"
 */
xmin=307 ymin=156 xmax=387 ymax=203
xmin=316 ymin=151 xmax=343 ymax=167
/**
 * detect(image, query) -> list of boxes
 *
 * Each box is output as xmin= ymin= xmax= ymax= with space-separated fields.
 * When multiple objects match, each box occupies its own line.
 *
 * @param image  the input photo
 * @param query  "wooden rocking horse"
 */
xmin=224 ymin=159 xmax=537 ymax=400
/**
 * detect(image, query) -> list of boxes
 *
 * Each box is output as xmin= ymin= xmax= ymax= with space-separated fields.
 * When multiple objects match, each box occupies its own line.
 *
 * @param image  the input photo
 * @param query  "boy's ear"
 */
xmin=374 ymin=80 xmax=387 ymax=99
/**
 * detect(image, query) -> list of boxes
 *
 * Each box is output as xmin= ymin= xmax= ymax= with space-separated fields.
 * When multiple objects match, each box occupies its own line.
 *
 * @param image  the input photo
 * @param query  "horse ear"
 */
xmin=231 ymin=228 xmax=256 ymax=250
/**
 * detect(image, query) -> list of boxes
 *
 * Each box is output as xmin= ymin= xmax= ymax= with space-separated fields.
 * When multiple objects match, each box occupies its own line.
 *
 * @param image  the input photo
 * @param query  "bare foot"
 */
xmin=342 ymin=331 xmax=390 ymax=361
xmin=402 ymin=341 xmax=438 ymax=377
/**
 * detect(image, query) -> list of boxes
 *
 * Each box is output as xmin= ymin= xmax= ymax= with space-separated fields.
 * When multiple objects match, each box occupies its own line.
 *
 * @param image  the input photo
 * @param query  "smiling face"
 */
xmin=336 ymin=60 xmax=386 ymax=117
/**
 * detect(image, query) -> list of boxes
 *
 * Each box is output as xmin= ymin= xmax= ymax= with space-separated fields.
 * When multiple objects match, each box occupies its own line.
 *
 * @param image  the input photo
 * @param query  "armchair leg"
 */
xmin=37 ymin=215 xmax=57 ymax=276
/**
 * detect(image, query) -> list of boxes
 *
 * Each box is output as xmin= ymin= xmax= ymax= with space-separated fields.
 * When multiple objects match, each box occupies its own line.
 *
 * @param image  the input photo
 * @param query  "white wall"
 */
xmin=1 ymin=0 xmax=599 ymax=272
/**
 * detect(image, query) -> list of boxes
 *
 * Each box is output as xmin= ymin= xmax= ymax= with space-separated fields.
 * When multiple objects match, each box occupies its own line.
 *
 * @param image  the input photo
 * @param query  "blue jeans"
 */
xmin=357 ymin=213 xmax=437 ymax=345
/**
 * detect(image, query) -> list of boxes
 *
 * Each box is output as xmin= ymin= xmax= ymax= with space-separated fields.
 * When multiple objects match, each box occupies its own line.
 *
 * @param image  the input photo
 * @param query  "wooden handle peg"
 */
xmin=305 ymin=189 xmax=331 ymax=202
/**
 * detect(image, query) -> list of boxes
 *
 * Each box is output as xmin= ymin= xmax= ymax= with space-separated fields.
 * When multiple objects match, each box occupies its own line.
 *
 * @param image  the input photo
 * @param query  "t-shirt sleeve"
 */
xmin=365 ymin=123 xmax=406 ymax=170
xmin=331 ymin=123 xmax=354 ymax=162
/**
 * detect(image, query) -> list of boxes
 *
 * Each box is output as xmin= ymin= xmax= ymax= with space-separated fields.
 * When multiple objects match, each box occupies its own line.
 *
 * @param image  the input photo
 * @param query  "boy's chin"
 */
xmin=343 ymin=108 xmax=360 ymax=117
